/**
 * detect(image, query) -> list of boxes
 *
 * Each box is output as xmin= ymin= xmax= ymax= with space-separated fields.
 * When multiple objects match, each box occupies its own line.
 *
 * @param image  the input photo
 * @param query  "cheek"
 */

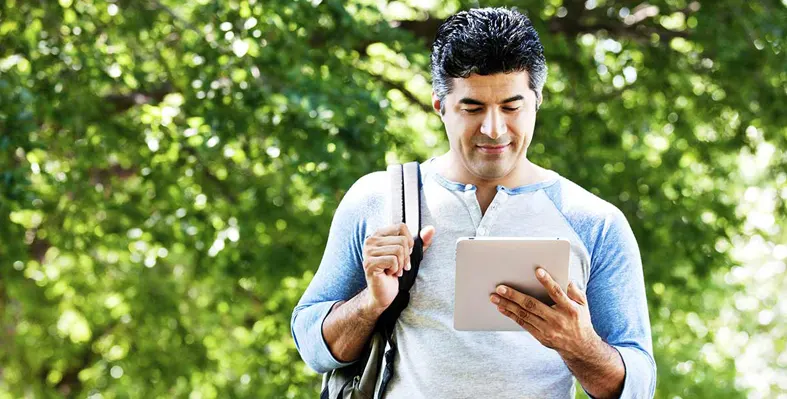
xmin=510 ymin=114 xmax=536 ymax=141
xmin=462 ymin=125 xmax=481 ymax=150
xmin=447 ymin=118 xmax=479 ymax=144
xmin=444 ymin=121 xmax=470 ymax=150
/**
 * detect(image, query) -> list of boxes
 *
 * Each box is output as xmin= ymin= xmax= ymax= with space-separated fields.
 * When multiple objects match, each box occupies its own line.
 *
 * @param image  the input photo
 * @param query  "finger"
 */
xmin=401 ymin=234 xmax=412 ymax=271
xmin=365 ymin=236 xmax=412 ymax=270
xmin=535 ymin=267 xmax=573 ymax=309
xmin=373 ymin=223 xmax=406 ymax=237
xmin=367 ymin=244 xmax=408 ymax=272
xmin=419 ymin=225 xmax=436 ymax=252
xmin=490 ymin=294 xmax=546 ymax=332
xmin=376 ymin=223 xmax=415 ymax=248
xmin=363 ymin=255 xmax=398 ymax=276
xmin=385 ymin=254 xmax=401 ymax=276
xmin=497 ymin=306 xmax=542 ymax=336
xmin=495 ymin=285 xmax=554 ymax=321
xmin=567 ymin=282 xmax=587 ymax=306
xmin=367 ymin=235 xmax=412 ymax=250
xmin=400 ymin=235 xmax=412 ymax=270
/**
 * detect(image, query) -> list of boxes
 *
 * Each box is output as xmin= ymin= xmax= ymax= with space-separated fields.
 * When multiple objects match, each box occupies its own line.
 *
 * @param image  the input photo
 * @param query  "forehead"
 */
xmin=449 ymin=71 xmax=531 ymax=101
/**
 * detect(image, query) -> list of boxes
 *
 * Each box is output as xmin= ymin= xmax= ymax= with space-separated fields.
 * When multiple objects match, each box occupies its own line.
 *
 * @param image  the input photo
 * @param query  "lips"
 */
xmin=476 ymin=144 xmax=509 ymax=154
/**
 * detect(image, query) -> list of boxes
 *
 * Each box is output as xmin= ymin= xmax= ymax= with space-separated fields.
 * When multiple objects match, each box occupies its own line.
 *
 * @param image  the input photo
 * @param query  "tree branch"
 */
xmin=549 ymin=18 xmax=690 ymax=42
xmin=378 ymin=77 xmax=433 ymax=114
xmin=393 ymin=19 xmax=443 ymax=44
xmin=103 ymin=84 xmax=173 ymax=114
xmin=392 ymin=10 xmax=692 ymax=47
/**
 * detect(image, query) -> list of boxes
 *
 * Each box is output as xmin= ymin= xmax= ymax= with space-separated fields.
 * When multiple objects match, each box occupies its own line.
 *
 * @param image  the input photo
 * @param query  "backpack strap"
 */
xmin=402 ymin=162 xmax=421 ymax=240
xmin=387 ymin=164 xmax=404 ymax=226
xmin=399 ymin=162 xmax=422 ymax=293
xmin=378 ymin=161 xmax=422 ymax=328
xmin=376 ymin=162 xmax=422 ymax=398
xmin=386 ymin=161 xmax=421 ymax=236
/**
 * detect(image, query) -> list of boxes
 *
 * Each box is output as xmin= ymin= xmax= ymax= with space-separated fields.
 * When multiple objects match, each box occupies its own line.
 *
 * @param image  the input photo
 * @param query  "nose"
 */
xmin=480 ymin=108 xmax=507 ymax=139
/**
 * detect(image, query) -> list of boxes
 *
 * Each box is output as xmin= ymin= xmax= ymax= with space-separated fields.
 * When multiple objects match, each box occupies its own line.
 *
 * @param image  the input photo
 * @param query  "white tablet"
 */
xmin=453 ymin=237 xmax=571 ymax=331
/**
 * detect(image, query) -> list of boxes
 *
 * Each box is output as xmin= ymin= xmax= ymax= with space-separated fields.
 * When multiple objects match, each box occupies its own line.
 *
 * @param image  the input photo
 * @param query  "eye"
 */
xmin=503 ymin=107 xmax=521 ymax=112
xmin=462 ymin=108 xmax=482 ymax=114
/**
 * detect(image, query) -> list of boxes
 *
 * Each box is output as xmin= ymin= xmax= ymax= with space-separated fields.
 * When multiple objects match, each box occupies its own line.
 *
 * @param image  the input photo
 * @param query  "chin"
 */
xmin=468 ymin=158 xmax=513 ymax=180
xmin=475 ymin=166 xmax=508 ymax=180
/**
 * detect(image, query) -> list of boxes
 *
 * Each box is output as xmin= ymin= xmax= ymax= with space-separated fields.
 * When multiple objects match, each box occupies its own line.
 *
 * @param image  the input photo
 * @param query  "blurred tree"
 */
xmin=0 ymin=0 xmax=785 ymax=398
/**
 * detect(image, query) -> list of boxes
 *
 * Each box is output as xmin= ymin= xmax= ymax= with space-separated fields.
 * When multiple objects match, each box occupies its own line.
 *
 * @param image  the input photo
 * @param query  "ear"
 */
xmin=431 ymin=92 xmax=443 ymax=115
xmin=536 ymin=91 xmax=543 ymax=111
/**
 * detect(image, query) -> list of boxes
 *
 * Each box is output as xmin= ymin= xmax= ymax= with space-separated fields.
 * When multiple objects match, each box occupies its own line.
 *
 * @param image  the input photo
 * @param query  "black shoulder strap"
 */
xmin=376 ymin=162 xmax=422 ymax=398
xmin=378 ymin=161 xmax=422 ymax=328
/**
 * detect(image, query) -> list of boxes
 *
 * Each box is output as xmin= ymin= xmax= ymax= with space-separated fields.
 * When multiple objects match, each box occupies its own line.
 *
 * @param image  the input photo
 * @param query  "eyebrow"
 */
xmin=458 ymin=95 xmax=525 ymax=106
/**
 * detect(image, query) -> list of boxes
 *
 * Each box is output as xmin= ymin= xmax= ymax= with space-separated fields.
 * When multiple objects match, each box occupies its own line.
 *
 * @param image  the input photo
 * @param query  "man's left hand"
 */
xmin=490 ymin=267 xmax=600 ymax=361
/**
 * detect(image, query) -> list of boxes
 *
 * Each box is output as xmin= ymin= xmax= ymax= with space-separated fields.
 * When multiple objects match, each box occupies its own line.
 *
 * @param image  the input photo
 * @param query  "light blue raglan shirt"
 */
xmin=291 ymin=157 xmax=656 ymax=398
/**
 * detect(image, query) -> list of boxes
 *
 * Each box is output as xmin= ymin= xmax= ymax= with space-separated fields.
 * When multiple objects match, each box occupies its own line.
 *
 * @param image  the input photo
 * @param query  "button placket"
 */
xmin=477 ymin=192 xmax=508 ymax=237
xmin=463 ymin=189 xmax=481 ymax=230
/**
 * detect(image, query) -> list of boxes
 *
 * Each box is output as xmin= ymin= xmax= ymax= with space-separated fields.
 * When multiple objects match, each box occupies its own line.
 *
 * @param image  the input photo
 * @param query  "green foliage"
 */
xmin=1 ymin=0 xmax=785 ymax=398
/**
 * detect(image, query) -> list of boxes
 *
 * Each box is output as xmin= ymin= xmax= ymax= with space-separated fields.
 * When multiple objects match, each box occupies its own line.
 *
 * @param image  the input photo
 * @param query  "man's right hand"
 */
xmin=362 ymin=223 xmax=435 ymax=316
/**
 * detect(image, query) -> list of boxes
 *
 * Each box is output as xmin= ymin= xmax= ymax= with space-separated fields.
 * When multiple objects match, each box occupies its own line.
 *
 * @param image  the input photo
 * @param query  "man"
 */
xmin=291 ymin=7 xmax=656 ymax=399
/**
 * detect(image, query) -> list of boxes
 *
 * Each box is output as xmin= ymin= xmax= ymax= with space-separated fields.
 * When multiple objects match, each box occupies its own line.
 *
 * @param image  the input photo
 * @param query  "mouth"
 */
xmin=475 ymin=144 xmax=510 ymax=154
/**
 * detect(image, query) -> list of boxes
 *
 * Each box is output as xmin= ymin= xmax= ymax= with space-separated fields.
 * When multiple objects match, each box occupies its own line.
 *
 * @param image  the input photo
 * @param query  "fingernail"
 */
xmin=496 ymin=286 xmax=507 ymax=295
xmin=537 ymin=268 xmax=545 ymax=277
xmin=406 ymin=261 xmax=411 ymax=271
xmin=490 ymin=295 xmax=500 ymax=304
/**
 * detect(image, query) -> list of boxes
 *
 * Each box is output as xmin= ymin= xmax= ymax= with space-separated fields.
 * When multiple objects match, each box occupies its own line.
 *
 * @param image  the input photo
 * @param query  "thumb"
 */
xmin=567 ymin=282 xmax=587 ymax=305
xmin=419 ymin=225 xmax=436 ymax=252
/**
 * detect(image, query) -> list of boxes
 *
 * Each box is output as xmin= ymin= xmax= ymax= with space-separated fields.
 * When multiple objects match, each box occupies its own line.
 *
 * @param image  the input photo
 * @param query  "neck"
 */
xmin=436 ymin=151 xmax=548 ymax=192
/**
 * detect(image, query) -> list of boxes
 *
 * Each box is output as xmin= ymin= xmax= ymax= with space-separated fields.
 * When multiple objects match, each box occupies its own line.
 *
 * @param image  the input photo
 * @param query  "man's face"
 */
xmin=433 ymin=72 xmax=541 ymax=182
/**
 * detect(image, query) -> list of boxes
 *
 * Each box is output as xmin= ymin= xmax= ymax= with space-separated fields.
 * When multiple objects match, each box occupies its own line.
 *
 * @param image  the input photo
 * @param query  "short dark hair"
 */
xmin=430 ymin=7 xmax=548 ymax=112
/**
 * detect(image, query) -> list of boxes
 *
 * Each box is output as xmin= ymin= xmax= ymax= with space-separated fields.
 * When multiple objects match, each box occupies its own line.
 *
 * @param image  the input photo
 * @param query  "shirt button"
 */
xmin=464 ymin=184 xmax=473 ymax=191
xmin=477 ymin=227 xmax=487 ymax=236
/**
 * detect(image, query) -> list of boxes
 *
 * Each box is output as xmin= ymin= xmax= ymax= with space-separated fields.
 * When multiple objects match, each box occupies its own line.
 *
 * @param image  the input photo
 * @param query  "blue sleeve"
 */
xmin=290 ymin=173 xmax=383 ymax=373
xmin=585 ymin=208 xmax=656 ymax=398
